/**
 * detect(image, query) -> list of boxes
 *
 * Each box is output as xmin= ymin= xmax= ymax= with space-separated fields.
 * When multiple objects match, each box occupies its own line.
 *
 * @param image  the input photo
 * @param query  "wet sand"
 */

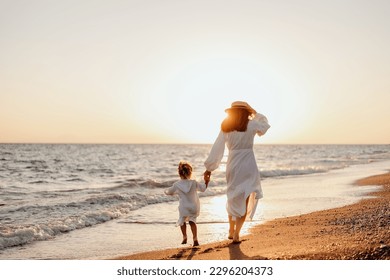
xmin=115 ymin=172 xmax=390 ymax=260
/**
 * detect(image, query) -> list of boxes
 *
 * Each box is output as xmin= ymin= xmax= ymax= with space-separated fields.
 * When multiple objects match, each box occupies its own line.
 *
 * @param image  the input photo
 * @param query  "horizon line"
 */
xmin=0 ymin=142 xmax=389 ymax=146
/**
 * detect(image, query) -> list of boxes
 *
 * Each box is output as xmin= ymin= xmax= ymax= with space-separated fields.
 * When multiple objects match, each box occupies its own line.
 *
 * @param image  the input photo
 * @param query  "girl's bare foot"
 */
xmin=193 ymin=240 xmax=199 ymax=246
xmin=181 ymin=237 xmax=187 ymax=244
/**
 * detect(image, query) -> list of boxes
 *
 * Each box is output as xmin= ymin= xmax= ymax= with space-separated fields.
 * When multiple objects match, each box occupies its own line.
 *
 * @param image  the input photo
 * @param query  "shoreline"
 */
xmin=115 ymin=171 xmax=390 ymax=260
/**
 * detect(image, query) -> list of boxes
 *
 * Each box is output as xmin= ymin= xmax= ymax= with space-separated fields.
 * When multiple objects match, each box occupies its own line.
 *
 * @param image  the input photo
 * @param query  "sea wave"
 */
xmin=260 ymin=167 xmax=330 ymax=178
xmin=0 ymin=187 xmax=225 ymax=250
xmin=0 ymin=195 xmax=158 ymax=250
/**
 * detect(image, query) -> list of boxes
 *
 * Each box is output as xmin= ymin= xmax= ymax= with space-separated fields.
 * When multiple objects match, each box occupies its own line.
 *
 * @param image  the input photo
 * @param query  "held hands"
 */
xmin=203 ymin=170 xmax=211 ymax=187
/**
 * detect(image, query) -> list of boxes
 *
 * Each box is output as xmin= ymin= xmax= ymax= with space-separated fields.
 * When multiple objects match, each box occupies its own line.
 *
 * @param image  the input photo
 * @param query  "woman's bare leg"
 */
xmin=228 ymin=215 xmax=235 ymax=239
xmin=233 ymin=215 xmax=246 ymax=243
xmin=189 ymin=221 xmax=199 ymax=246
xmin=180 ymin=223 xmax=187 ymax=244
xmin=233 ymin=197 xmax=250 ymax=243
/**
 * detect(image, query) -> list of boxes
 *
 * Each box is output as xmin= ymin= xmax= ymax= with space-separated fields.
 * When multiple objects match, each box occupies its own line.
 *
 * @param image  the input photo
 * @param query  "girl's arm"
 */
xmin=195 ymin=181 xmax=207 ymax=192
xmin=164 ymin=185 xmax=176 ymax=195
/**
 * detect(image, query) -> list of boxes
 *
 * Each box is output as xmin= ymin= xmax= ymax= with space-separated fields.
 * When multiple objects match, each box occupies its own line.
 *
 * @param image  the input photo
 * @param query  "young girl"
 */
xmin=165 ymin=161 xmax=208 ymax=246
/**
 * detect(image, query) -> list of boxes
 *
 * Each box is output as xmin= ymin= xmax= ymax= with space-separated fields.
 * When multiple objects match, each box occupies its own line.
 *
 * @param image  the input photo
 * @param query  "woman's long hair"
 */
xmin=221 ymin=108 xmax=250 ymax=132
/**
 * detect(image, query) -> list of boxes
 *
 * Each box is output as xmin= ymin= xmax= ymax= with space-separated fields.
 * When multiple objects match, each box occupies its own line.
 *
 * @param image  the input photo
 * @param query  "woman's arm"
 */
xmin=204 ymin=131 xmax=225 ymax=172
xmin=203 ymin=170 xmax=211 ymax=187
xmin=252 ymin=113 xmax=270 ymax=136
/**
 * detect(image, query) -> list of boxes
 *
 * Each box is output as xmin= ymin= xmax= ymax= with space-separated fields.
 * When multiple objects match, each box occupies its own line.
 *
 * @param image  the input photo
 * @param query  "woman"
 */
xmin=203 ymin=101 xmax=270 ymax=243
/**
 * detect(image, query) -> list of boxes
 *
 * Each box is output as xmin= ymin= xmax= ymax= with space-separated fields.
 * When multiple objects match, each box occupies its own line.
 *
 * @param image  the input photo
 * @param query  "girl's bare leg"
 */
xmin=228 ymin=215 xmax=235 ymax=239
xmin=189 ymin=221 xmax=199 ymax=246
xmin=180 ymin=223 xmax=187 ymax=244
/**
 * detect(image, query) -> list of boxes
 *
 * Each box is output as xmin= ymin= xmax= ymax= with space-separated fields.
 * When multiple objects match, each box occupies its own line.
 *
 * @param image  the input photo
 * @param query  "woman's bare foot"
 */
xmin=232 ymin=233 xmax=240 ymax=243
xmin=181 ymin=237 xmax=187 ymax=244
xmin=193 ymin=240 xmax=199 ymax=246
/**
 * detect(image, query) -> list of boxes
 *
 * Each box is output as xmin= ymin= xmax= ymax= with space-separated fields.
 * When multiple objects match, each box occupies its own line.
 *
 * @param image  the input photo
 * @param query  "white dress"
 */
xmin=204 ymin=113 xmax=270 ymax=221
xmin=165 ymin=179 xmax=207 ymax=226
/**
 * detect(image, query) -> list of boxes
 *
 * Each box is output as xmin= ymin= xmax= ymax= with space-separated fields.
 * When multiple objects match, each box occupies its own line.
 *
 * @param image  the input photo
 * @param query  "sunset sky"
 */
xmin=1 ymin=0 xmax=389 ymax=144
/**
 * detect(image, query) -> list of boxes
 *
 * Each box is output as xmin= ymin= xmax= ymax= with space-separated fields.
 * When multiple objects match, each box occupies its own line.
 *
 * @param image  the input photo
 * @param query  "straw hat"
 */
xmin=225 ymin=101 xmax=256 ymax=114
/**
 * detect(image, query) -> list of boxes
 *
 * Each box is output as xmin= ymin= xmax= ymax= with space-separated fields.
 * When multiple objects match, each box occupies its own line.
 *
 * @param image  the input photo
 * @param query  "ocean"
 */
xmin=0 ymin=144 xmax=389 ymax=259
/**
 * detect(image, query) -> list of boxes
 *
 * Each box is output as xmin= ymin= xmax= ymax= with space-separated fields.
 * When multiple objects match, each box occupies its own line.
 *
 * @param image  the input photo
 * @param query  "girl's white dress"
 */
xmin=204 ymin=113 xmax=270 ymax=221
xmin=165 ymin=179 xmax=207 ymax=226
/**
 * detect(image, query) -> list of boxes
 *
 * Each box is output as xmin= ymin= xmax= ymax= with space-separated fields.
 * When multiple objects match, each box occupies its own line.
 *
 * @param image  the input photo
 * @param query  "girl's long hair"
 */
xmin=221 ymin=108 xmax=250 ymax=132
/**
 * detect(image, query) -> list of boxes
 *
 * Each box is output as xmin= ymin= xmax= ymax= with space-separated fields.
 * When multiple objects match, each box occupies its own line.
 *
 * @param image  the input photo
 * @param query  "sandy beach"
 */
xmin=115 ymin=172 xmax=390 ymax=260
